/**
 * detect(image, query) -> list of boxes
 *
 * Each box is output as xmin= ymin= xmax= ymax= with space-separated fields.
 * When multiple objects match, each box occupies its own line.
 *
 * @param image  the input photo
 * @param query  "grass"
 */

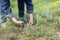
xmin=0 ymin=0 xmax=60 ymax=40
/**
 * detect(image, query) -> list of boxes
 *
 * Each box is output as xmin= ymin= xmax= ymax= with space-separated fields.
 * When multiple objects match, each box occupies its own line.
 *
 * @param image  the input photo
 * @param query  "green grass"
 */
xmin=0 ymin=0 xmax=60 ymax=40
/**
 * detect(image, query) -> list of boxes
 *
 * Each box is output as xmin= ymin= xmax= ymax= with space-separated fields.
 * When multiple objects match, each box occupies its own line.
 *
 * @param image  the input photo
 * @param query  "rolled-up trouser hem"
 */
xmin=7 ymin=13 xmax=15 ymax=19
xmin=1 ymin=13 xmax=14 ymax=23
xmin=27 ymin=10 xmax=33 ymax=14
xmin=1 ymin=15 xmax=7 ymax=23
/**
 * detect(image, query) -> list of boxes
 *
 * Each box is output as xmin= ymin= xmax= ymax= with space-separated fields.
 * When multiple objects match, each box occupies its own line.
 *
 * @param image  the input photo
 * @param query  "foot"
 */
xmin=29 ymin=18 xmax=33 ymax=26
xmin=29 ymin=14 xmax=33 ymax=26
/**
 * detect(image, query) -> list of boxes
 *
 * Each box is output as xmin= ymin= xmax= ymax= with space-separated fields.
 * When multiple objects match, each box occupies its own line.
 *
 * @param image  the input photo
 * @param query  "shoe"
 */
xmin=1 ymin=22 xmax=6 ymax=28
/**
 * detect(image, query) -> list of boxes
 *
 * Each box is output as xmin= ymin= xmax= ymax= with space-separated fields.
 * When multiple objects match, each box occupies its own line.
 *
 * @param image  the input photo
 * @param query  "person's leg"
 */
xmin=1 ymin=0 xmax=12 ymax=23
xmin=24 ymin=0 xmax=33 ymax=14
xmin=0 ymin=4 xmax=1 ymax=23
xmin=24 ymin=0 xmax=34 ymax=26
xmin=18 ymin=0 xmax=24 ymax=17
xmin=1 ymin=0 xmax=23 ymax=27
xmin=1 ymin=0 xmax=10 ymax=27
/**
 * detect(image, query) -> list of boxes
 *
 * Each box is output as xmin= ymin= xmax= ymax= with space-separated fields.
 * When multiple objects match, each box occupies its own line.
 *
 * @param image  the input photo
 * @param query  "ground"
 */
xmin=0 ymin=0 xmax=60 ymax=40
